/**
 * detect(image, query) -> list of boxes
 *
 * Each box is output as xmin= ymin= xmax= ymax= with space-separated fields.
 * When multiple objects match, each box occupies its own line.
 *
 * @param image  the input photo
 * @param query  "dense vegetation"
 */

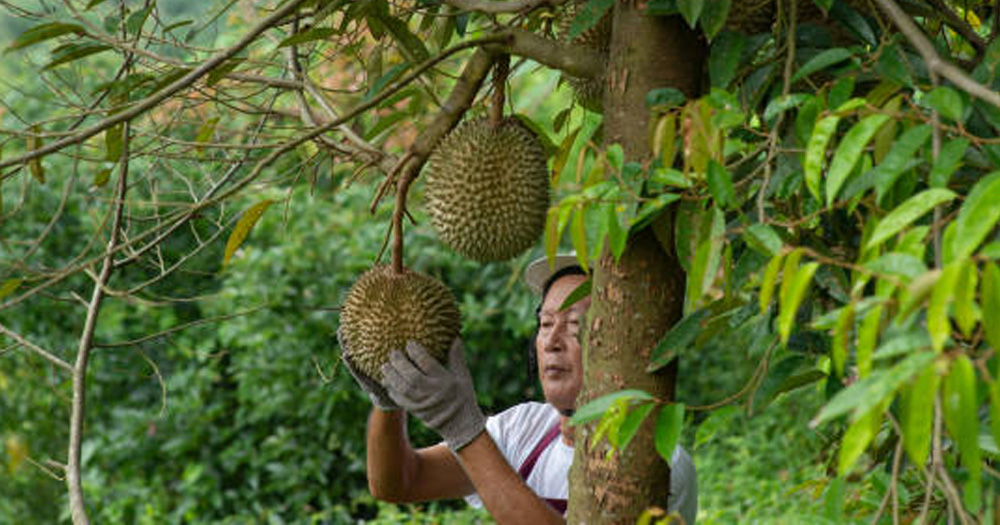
xmin=3 ymin=0 xmax=1000 ymax=522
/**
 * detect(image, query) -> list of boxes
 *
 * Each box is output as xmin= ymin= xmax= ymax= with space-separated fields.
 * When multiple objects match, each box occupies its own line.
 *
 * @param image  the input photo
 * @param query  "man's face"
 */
xmin=535 ymin=274 xmax=590 ymax=413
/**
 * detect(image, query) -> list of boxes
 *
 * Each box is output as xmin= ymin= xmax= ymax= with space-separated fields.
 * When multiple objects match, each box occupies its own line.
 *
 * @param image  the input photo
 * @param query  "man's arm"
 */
xmin=364 ymin=408 xmax=473 ymax=502
xmin=455 ymin=431 xmax=564 ymax=524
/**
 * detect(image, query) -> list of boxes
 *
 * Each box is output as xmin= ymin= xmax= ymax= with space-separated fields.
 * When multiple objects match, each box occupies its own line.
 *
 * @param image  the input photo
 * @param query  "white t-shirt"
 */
xmin=465 ymin=402 xmax=697 ymax=523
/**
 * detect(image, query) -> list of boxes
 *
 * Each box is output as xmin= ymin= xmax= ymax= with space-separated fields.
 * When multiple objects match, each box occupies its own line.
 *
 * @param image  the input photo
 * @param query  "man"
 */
xmin=341 ymin=255 xmax=697 ymax=523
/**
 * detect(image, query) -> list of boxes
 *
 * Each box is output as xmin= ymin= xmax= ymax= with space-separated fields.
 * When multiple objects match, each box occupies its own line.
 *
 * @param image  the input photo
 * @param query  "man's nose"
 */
xmin=541 ymin=323 xmax=567 ymax=353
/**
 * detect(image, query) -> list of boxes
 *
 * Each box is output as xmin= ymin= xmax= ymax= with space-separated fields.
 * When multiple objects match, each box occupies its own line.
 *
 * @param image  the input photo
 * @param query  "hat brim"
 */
xmin=524 ymin=254 xmax=582 ymax=295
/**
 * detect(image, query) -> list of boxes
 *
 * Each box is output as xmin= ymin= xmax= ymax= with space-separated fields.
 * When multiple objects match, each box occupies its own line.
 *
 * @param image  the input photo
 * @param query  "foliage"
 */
xmin=3 ymin=0 xmax=1000 ymax=522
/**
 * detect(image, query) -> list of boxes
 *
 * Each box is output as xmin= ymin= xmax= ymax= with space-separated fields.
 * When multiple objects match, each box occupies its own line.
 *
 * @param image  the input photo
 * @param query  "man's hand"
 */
xmin=381 ymin=339 xmax=486 ymax=451
xmin=338 ymin=328 xmax=400 ymax=411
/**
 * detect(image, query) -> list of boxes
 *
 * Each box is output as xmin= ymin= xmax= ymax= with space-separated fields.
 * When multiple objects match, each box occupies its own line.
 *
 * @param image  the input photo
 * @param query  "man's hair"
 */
xmin=526 ymin=264 xmax=588 ymax=391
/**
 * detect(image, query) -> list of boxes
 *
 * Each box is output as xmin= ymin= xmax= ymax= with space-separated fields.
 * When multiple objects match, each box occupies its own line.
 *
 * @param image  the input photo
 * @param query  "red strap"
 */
xmin=518 ymin=421 xmax=563 ymax=481
xmin=517 ymin=421 xmax=567 ymax=514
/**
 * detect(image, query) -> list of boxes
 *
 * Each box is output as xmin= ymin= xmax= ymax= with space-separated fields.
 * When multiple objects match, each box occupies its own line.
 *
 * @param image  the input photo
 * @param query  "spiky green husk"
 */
xmin=426 ymin=117 xmax=550 ymax=262
xmin=340 ymin=266 xmax=461 ymax=381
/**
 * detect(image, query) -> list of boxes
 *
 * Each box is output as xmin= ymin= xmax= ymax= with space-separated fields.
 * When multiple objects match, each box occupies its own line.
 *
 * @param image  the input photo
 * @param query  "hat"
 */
xmin=524 ymin=253 xmax=583 ymax=295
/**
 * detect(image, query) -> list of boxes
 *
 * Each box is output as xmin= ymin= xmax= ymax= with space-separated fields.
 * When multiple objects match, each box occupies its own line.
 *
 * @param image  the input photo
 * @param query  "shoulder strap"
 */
xmin=518 ymin=421 xmax=563 ymax=481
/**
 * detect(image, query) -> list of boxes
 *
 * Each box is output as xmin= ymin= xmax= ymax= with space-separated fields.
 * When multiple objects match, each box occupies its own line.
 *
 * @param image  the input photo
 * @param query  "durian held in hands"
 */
xmin=425 ymin=116 xmax=550 ymax=262
xmin=339 ymin=265 xmax=461 ymax=382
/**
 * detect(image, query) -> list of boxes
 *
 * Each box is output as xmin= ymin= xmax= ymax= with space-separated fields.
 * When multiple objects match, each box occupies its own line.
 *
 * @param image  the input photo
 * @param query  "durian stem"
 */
xmin=392 ymin=156 xmax=417 ymax=275
xmin=490 ymin=55 xmax=510 ymax=128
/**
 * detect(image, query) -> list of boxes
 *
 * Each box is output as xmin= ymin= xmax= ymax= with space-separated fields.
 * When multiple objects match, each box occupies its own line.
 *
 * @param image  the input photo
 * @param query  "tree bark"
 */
xmin=567 ymin=4 xmax=703 ymax=523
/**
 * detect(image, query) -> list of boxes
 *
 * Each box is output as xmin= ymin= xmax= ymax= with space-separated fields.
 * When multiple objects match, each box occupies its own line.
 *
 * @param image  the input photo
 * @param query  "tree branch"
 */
xmin=0 ymin=322 xmax=72 ymax=372
xmin=441 ymin=0 xmax=567 ymax=14
xmin=488 ymin=28 xmax=604 ymax=79
xmin=874 ymin=0 xmax=1000 ymax=111
xmin=925 ymin=0 xmax=985 ymax=54
xmin=0 ymin=0 xmax=313 ymax=172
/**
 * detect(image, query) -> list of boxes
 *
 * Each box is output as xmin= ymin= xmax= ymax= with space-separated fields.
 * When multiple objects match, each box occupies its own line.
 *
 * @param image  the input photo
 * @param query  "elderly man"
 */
xmin=342 ymin=255 xmax=697 ymax=523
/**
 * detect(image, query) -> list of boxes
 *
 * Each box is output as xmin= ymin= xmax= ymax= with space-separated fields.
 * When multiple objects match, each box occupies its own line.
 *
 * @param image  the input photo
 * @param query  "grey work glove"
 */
xmin=381 ymin=339 xmax=486 ymax=452
xmin=337 ymin=328 xmax=400 ymax=411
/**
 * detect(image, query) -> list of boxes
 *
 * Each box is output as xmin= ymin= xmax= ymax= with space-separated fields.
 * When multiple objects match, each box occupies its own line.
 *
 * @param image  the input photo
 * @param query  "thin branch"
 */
xmin=0 ymin=322 xmax=72 ymax=372
xmin=94 ymin=306 xmax=266 ymax=349
xmin=874 ymin=0 xmax=1000 ymax=111
xmin=0 ymin=0 xmax=313 ymax=172
xmin=925 ymin=0 xmax=986 ymax=54
xmin=442 ymin=0 xmax=567 ymax=14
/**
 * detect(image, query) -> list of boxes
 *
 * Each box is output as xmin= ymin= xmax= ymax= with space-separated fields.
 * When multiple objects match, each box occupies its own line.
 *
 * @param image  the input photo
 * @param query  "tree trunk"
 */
xmin=567 ymin=3 xmax=704 ymax=523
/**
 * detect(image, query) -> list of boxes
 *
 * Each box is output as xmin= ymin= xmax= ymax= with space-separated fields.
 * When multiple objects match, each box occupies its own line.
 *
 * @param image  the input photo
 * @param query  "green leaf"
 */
xmin=983 ymin=263 xmax=1000 ymax=352
xmin=223 ymin=200 xmax=274 ymax=267
xmin=277 ymin=27 xmax=337 ymax=48
xmin=377 ymin=15 xmax=430 ymax=63
xmin=706 ymin=160 xmax=733 ymax=208
xmin=206 ymin=58 xmax=245 ymax=87
xmin=685 ymin=206 xmax=724 ymax=312
xmin=856 ymin=303 xmax=883 ymax=377
xmin=832 ymin=302 xmax=855 ymax=377
xmin=567 ymin=0 xmax=615 ymax=40
xmin=617 ymin=402 xmax=656 ymax=452
xmin=949 ymin=172 xmax=1000 ymax=261
xmin=779 ymin=258 xmax=819 ymax=345
xmin=7 ymin=22 xmax=84 ymax=52
xmin=93 ymin=168 xmax=112 ymax=187
xmin=943 ymin=355 xmax=981 ymax=512
xmin=126 ymin=6 xmax=153 ymax=35
xmin=812 ymin=0 xmax=834 ymax=11
xmin=654 ymin=403 xmax=685 ymax=463
xmin=0 ymin=279 xmax=23 ymax=301
xmin=923 ymin=86 xmax=965 ymax=122
xmin=990 ymin=382 xmax=1000 ymax=473
xmin=676 ymin=0 xmax=704 ymax=28
xmin=928 ymin=261 xmax=961 ymax=352
xmin=559 ymin=278 xmax=592 ymax=312
xmin=865 ymin=188 xmax=957 ymax=251
xmin=365 ymin=62 xmax=409 ymax=101
xmin=804 ymin=115 xmax=841 ymax=202
xmin=863 ymin=252 xmax=928 ymax=281
xmin=759 ymin=252 xmax=785 ymax=313
xmin=743 ymin=223 xmax=783 ymax=257
xmin=570 ymin=389 xmax=655 ymax=425
xmin=872 ymin=124 xmax=931 ymax=202
xmin=826 ymin=114 xmax=890 ymax=205
xmin=813 ymin=350 xmax=936 ymax=426
xmin=791 ymin=48 xmax=853 ymax=83
xmin=647 ymin=309 xmax=711 ymax=372
xmin=709 ymin=31 xmax=745 ymax=89
xmin=838 ymin=409 xmax=880 ymax=476
xmin=954 ymin=260 xmax=979 ymax=338
xmin=928 ymin=138 xmax=969 ymax=189
xmin=645 ymin=88 xmax=686 ymax=110
xmin=900 ymin=363 xmax=939 ymax=466
xmin=699 ymin=0 xmax=730 ymax=40
xmin=105 ymin=124 xmax=123 ymax=162
xmin=42 ymin=43 xmax=112 ymax=71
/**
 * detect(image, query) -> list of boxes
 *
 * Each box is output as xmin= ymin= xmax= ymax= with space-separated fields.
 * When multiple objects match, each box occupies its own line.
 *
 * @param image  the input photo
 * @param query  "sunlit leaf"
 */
xmin=570 ymin=209 xmax=589 ymax=273
xmin=953 ymin=260 xmax=979 ymax=338
xmin=923 ymin=86 xmax=965 ymax=122
xmin=900 ymin=363 xmax=938 ymax=466
xmin=792 ymin=48 xmax=853 ymax=83
xmin=826 ymin=114 xmax=890 ymax=205
xmin=804 ymin=115 xmax=840 ymax=202
xmin=872 ymin=124 xmax=931 ymax=202
xmin=0 ymin=279 xmax=23 ymax=301
xmin=706 ymin=160 xmax=733 ymax=208
xmin=943 ymin=355 xmax=981 ymax=512
xmin=617 ymin=401 xmax=656 ymax=452
xmin=949 ymin=172 xmax=1000 ymax=261
xmin=928 ymin=262 xmax=961 ymax=352
xmin=223 ymin=200 xmax=274 ymax=267
xmin=759 ymin=252 xmax=785 ymax=313
xmin=559 ymin=278 xmax=591 ymax=312
xmin=838 ymin=408 xmax=880 ymax=475
xmin=832 ymin=302 xmax=854 ymax=377
xmin=570 ymin=389 xmax=655 ymax=425
xmin=983 ymin=263 xmax=1000 ymax=352
xmin=865 ymin=189 xmax=956 ymax=251
xmin=648 ymin=309 xmax=711 ymax=372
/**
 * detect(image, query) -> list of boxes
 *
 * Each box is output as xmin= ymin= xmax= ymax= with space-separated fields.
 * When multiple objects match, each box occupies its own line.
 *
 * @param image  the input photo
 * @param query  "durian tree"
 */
xmin=4 ymin=0 xmax=1000 ymax=522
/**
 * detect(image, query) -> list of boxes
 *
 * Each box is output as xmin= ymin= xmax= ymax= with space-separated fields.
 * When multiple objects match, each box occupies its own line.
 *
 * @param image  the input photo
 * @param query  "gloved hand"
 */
xmin=337 ymin=328 xmax=399 ymax=411
xmin=381 ymin=339 xmax=486 ymax=451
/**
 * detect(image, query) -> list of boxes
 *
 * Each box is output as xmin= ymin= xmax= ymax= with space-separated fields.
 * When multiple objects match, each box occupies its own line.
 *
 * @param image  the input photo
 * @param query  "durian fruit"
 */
xmin=425 ymin=116 xmax=549 ymax=262
xmin=339 ymin=265 xmax=461 ymax=382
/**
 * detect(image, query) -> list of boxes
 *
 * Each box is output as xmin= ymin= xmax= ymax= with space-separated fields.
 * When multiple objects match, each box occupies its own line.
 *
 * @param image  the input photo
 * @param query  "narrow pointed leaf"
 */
xmin=759 ymin=252 xmax=785 ymax=312
xmin=826 ymin=114 xmax=890 ymax=205
xmin=900 ymin=363 xmax=938 ymax=466
xmin=950 ymin=172 xmax=1000 ymax=261
xmin=983 ymin=263 xmax=1000 ymax=352
xmin=928 ymin=262 xmax=961 ymax=352
xmin=838 ymin=408 xmax=880 ymax=475
xmin=804 ymin=115 xmax=840 ymax=201
xmin=943 ymin=355 xmax=981 ymax=512
xmin=779 ymin=261 xmax=819 ymax=344
xmin=223 ymin=200 xmax=274 ymax=267
xmin=865 ymin=189 xmax=957 ymax=250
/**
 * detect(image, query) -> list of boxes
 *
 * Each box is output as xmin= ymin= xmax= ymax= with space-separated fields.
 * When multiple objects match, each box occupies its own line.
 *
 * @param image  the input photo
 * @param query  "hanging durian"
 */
xmin=339 ymin=265 xmax=461 ymax=381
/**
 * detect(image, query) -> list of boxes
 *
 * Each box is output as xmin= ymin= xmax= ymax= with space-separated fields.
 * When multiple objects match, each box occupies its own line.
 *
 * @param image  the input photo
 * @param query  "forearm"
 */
xmin=456 ymin=432 xmax=564 ymax=524
xmin=366 ymin=408 xmax=417 ymax=501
